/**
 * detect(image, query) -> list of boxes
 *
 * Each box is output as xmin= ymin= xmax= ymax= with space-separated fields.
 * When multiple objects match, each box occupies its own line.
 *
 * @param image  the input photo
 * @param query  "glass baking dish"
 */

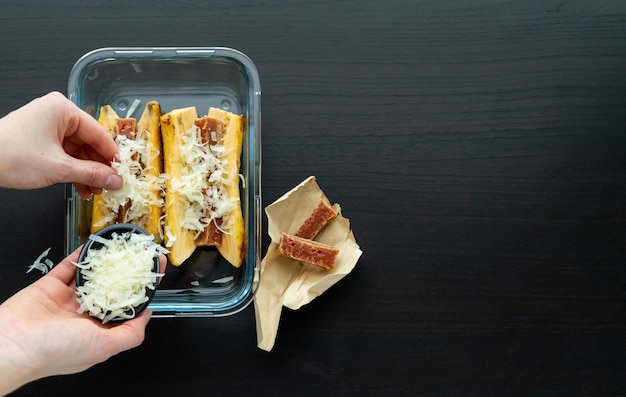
xmin=65 ymin=47 xmax=261 ymax=317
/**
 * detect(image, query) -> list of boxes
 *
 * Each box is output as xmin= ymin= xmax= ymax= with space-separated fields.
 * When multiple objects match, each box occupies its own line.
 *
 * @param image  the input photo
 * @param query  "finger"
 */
xmin=158 ymin=254 xmax=167 ymax=281
xmin=65 ymin=144 xmax=108 ymax=198
xmin=71 ymin=182 xmax=103 ymax=199
xmin=88 ymin=185 xmax=103 ymax=196
xmin=42 ymin=92 xmax=117 ymax=163
xmin=60 ymin=157 xmax=123 ymax=191
xmin=83 ymin=144 xmax=108 ymax=165
xmin=73 ymin=183 xmax=93 ymax=199
xmin=65 ymin=106 xmax=119 ymax=163
xmin=47 ymin=247 xmax=82 ymax=285
xmin=63 ymin=138 xmax=108 ymax=165
xmin=106 ymin=309 xmax=151 ymax=353
xmin=62 ymin=139 xmax=82 ymax=159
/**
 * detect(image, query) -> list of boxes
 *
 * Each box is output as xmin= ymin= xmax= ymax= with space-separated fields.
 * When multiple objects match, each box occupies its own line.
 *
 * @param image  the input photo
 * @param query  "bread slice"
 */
xmin=295 ymin=200 xmax=337 ymax=239
xmin=278 ymin=232 xmax=339 ymax=270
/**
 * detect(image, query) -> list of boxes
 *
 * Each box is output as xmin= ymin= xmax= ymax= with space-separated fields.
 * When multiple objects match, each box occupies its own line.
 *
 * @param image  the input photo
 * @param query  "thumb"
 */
xmin=106 ymin=309 xmax=151 ymax=353
xmin=61 ymin=157 xmax=123 ymax=191
xmin=47 ymin=247 xmax=82 ymax=285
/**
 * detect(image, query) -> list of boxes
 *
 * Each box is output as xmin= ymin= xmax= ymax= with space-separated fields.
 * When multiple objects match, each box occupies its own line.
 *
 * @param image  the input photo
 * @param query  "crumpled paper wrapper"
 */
xmin=254 ymin=176 xmax=362 ymax=351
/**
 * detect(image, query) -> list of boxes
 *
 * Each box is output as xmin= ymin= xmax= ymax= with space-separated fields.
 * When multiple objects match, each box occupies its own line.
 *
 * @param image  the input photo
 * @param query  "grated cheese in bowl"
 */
xmin=74 ymin=224 xmax=166 ymax=323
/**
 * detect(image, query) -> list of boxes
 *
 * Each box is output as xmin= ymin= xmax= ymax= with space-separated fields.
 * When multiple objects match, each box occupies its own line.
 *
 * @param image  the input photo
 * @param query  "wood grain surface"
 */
xmin=1 ymin=0 xmax=625 ymax=395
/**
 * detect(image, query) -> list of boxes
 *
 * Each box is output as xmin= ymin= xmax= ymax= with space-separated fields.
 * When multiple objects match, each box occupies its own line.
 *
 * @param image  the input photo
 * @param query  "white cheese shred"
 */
xmin=96 ymin=128 xmax=165 ymax=230
xmin=125 ymin=99 xmax=141 ymax=118
xmin=27 ymin=247 xmax=53 ymax=274
xmin=170 ymin=124 xmax=236 ymax=238
xmin=212 ymin=276 xmax=234 ymax=284
xmin=75 ymin=232 xmax=163 ymax=323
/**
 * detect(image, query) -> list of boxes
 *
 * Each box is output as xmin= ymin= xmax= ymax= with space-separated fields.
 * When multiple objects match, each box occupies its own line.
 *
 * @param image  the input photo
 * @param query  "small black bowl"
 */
xmin=76 ymin=223 xmax=160 ymax=322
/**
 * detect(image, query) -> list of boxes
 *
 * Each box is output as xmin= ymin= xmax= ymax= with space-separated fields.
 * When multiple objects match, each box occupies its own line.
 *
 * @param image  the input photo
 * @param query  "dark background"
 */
xmin=1 ymin=0 xmax=625 ymax=395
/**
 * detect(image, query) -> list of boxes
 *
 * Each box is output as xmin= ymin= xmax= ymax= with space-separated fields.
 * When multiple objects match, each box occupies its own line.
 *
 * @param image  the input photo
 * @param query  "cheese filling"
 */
xmin=95 ymin=130 xmax=165 ymax=227
xmin=172 ymin=124 xmax=236 ymax=239
xmin=75 ymin=232 xmax=164 ymax=323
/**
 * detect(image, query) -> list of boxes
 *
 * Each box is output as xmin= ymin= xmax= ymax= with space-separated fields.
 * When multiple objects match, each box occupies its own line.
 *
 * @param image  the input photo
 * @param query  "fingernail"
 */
xmin=105 ymin=174 xmax=123 ymax=190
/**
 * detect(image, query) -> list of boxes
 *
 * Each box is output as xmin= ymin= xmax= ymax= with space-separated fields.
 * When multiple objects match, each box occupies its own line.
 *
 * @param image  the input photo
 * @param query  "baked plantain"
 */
xmin=90 ymin=101 xmax=163 ymax=243
xmin=207 ymin=107 xmax=245 ymax=268
xmin=161 ymin=106 xmax=245 ymax=267
xmin=161 ymin=107 xmax=199 ymax=265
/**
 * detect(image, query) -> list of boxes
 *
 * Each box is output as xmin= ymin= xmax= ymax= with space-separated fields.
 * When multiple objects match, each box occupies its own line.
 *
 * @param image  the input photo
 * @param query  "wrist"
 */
xmin=0 ymin=325 xmax=39 ymax=395
xmin=0 ymin=116 xmax=21 ymax=190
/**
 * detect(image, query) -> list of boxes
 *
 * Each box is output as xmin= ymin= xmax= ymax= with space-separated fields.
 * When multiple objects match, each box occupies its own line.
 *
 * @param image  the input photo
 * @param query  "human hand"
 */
xmin=0 ymin=92 xmax=123 ymax=198
xmin=0 ymin=247 xmax=166 ymax=395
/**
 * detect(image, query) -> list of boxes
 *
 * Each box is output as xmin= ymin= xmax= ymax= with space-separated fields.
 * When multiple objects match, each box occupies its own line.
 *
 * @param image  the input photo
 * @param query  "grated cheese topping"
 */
xmin=171 ymin=124 xmax=237 ymax=239
xmin=94 ymin=129 xmax=165 ymax=228
xmin=26 ymin=247 xmax=53 ymax=274
xmin=75 ymin=232 xmax=164 ymax=323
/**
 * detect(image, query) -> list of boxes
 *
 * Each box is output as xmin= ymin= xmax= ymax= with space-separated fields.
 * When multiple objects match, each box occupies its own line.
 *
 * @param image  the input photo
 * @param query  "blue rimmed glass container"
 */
xmin=66 ymin=47 xmax=261 ymax=317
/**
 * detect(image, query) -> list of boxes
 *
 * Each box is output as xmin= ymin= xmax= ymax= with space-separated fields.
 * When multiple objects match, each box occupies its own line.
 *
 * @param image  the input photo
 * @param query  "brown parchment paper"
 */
xmin=254 ymin=176 xmax=362 ymax=351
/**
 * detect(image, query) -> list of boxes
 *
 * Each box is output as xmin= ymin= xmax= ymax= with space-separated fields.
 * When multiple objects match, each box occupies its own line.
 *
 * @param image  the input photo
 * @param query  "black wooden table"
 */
xmin=1 ymin=1 xmax=625 ymax=395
